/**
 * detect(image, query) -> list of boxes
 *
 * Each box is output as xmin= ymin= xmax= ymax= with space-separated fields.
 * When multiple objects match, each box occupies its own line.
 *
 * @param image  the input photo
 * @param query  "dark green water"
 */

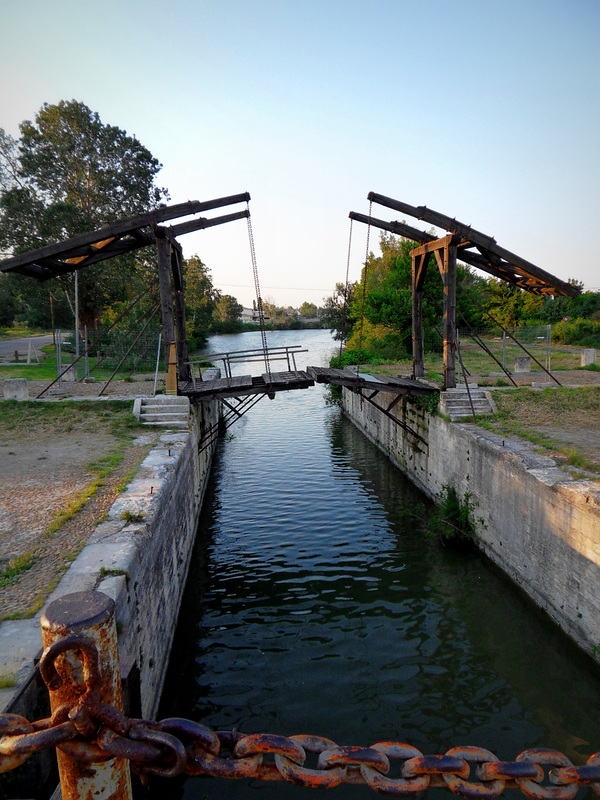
xmin=153 ymin=329 xmax=600 ymax=799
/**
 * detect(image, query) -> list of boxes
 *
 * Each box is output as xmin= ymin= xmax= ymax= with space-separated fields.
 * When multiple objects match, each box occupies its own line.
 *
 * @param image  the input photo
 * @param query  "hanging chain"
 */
xmin=4 ymin=719 xmax=600 ymax=798
xmin=338 ymin=217 xmax=354 ymax=365
xmin=355 ymin=199 xmax=373 ymax=380
xmin=246 ymin=204 xmax=271 ymax=378
xmin=2 ymin=638 xmax=600 ymax=796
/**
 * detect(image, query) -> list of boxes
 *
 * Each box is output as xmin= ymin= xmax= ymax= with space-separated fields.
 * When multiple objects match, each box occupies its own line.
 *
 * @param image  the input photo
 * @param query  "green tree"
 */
xmin=184 ymin=255 xmax=219 ymax=344
xmin=214 ymin=294 xmax=243 ymax=323
xmin=0 ymin=100 xmax=168 ymax=328
xmin=322 ymin=282 xmax=357 ymax=341
xmin=348 ymin=232 xmax=489 ymax=356
xmin=299 ymin=301 xmax=318 ymax=318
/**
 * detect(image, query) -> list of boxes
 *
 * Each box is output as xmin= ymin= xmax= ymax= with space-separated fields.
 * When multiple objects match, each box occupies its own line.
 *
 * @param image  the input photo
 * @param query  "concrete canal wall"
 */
xmin=342 ymin=388 xmax=600 ymax=656
xmin=1 ymin=397 xmax=219 ymax=727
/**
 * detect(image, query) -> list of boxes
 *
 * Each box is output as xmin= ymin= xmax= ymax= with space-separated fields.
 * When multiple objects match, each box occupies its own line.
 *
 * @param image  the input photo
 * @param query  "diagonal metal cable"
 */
xmin=338 ymin=217 xmax=354 ymax=365
xmin=355 ymin=200 xmax=372 ymax=381
xmin=247 ymin=204 xmax=271 ymax=378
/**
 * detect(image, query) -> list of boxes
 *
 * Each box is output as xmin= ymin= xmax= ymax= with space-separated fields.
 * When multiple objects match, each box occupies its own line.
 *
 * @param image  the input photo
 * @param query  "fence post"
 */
xmin=40 ymin=591 xmax=133 ymax=800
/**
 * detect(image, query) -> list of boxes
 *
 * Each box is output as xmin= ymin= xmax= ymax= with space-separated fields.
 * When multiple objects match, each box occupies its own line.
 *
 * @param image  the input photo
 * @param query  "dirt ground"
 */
xmin=0 ymin=379 xmax=160 ymax=618
xmin=482 ymin=370 xmax=600 ymax=470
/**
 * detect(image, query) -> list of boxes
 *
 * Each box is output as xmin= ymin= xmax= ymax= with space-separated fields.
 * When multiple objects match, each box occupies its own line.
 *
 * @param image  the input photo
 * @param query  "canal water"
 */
xmin=154 ymin=328 xmax=600 ymax=799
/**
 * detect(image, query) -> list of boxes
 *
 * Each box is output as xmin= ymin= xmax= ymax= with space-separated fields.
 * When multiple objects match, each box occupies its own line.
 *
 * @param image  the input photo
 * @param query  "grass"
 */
xmin=0 ymin=343 xmax=136 ymax=381
xmin=99 ymin=567 xmax=128 ymax=579
xmin=0 ymin=674 xmax=16 ymax=689
xmin=478 ymin=386 xmax=600 ymax=476
xmin=0 ymin=398 xmax=142 ymax=438
xmin=354 ymin=339 xmax=585 ymax=380
xmin=119 ymin=509 xmax=144 ymax=523
xmin=0 ymin=326 xmax=49 ymax=340
xmin=0 ymin=553 xmax=35 ymax=588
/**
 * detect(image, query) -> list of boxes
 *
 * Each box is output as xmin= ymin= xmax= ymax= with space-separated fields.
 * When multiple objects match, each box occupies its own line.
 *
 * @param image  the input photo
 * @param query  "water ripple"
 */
xmin=156 ymin=331 xmax=600 ymax=800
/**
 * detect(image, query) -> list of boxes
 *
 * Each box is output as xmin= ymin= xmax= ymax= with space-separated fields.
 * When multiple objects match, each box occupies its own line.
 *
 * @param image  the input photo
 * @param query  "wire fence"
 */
xmin=62 ymin=325 xmax=163 ymax=374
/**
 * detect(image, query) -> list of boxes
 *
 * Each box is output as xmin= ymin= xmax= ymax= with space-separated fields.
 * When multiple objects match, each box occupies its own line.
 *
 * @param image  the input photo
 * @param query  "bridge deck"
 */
xmin=306 ymin=367 xmax=437 ymax=396
xmin=178 ymin=370 xmax=314 ymax=400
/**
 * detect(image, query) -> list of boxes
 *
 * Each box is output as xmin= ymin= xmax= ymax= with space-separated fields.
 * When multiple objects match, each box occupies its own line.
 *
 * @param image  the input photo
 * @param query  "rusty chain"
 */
xmin=1 ymin=637 xmax=600 ymax=798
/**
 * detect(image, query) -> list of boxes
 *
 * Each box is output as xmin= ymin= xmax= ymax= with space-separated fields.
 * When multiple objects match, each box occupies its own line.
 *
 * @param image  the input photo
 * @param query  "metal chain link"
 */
xmin=355 ymin=198 xmax=373 ymax=381
xmin=2 ymin=638 xmax=600 ymax=797
xmin=246 ymin=203 xmax=271 ymax=378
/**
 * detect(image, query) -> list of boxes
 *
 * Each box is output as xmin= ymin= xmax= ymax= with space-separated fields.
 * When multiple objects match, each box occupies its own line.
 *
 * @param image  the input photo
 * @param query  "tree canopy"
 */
xmin=0 ymin=100 xmax=168 ymax=328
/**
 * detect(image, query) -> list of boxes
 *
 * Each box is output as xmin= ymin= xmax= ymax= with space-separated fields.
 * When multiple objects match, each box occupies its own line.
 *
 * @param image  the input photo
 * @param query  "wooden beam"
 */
xmin=156 ymin=230 xmax=175 ymax=380
xmin=171 ymin=245 xmax=190 ymax=382
xmin=411 ymin=252 xmax=426 ymax=379
xmin=367 ymin=192 xmax=577 ymax=296
xmin=411 ymin=234 xmax=456 ymax=257
xmin=169 ymin=209 xmax=250 ymax=237
xmin=0 ymin=193 xmax=251 ymax=275
xmin=350 ymin=211 xmax=573 ymax=295
xmin=434 ymin=243 xmax=457 ymax=390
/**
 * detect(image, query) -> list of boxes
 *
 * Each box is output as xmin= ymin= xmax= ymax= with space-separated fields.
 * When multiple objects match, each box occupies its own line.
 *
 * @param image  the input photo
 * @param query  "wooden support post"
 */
xmin=435 ymin=243 xmax=457 ymax=389
xmin=171 ymin=245 xmax=190 ymax=382
xmin=156 ymin=230 xmax=177 ymax=390
xmin=411 ymin=252 xmax=429 ymax=379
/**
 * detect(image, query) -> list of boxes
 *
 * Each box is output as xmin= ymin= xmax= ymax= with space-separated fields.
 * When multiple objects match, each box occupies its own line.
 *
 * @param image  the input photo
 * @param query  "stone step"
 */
xmin=443 ymin=399 xmax=491 ymax=408
xmin=141 ymin=411 xmax=189 ymax=422
xmin=141 ymin=404 xmax=189 ymax=413
xmin=441 ymin=390 xmax=487 ymax=399
xmin=140 ymin=397 xmax=189 ymax=406
xmin=438 ymin=388 xmax=494 ymax=420
xmin=446 ymin=406 xmax=490 ymax=415
xmin=142 ymin=420 xmax=188 ymax=428
xmin=133 ymin=395 xmax=190 ymax=429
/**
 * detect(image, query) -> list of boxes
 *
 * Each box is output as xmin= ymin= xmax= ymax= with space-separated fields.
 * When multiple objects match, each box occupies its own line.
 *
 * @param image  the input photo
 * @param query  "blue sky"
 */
xmin=1 ymin=0 xmax=598 ymax=307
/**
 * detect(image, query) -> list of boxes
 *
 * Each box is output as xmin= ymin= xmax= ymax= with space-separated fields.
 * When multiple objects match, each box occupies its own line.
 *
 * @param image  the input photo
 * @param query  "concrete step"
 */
xmin=438 ymin=388 xmax=494 ymax=420
xmin=141 ymin=404 xmax=188 ymax=413
xmin=133 ymin=395 xmax=190 ymax=428
xmin=142 ymin=412 xmax=189 ymax=422
xmin=443 ymin=397 xmax=488 ymax=404
xmin=142 ymin=420 xmax=188 ymax=428
xmin=140 ymin=399 xmax=189 ymax=407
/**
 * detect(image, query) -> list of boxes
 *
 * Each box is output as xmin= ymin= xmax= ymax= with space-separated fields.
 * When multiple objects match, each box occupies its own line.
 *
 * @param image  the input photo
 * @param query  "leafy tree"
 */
xmin=299 ymin=301 xmax=318 ymax=318
xmin=0 ymin=100 xmax=168 ymax=328
xmin=321 ymin=281 xmax=358 ymax=341
xmin=214 ymin=294 xmax=243 ymax=323
xmin=352 ymin=233 xmax=487 ymax=354
xmin=184 ymin=256 xmax=219 ymax=334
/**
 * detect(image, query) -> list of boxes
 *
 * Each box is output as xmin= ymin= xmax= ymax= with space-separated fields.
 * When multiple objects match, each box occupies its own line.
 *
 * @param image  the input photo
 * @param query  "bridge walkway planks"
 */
xmin=178 ymin=370 xmax=314 ymax=401
xmin=306 ymin=366 xmax=437 ymax=397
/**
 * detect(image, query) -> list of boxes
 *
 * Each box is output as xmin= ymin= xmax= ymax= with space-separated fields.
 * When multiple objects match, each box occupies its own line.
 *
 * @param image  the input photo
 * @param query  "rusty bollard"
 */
xmin=41 ymin=591 xmax=133 ymax=800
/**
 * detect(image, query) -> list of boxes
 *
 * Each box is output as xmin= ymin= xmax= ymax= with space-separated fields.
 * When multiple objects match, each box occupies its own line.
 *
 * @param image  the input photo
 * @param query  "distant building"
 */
xmin=241 ymin=307 xmax=270 ymax=324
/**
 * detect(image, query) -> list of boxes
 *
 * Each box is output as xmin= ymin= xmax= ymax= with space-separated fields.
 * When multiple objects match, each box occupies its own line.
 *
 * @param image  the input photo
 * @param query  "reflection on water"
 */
xmin=154 ymin=330 xmax=600 ymax=799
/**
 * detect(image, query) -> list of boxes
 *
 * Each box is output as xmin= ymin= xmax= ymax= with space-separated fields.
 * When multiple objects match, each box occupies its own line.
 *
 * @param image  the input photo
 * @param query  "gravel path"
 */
xmin=0 ymin=381 xmax=161 ymax=619
xmin=0 ymin=437 xmax=157 ymax=619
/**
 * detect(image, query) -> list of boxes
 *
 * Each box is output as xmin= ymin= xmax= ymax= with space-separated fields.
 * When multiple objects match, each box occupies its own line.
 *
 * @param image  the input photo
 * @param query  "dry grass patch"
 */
xmin=481 ymin=387 xmax=600 ymax=475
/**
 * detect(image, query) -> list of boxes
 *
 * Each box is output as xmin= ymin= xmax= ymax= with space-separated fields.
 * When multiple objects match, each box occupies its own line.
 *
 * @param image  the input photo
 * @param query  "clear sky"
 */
xmin=1 ymin=0 xmax=598 ymax=307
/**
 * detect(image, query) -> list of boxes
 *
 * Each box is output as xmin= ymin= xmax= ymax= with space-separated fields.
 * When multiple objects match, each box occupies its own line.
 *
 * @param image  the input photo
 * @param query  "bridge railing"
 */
xmin=185 ymin=345 xmax=308 ymax=384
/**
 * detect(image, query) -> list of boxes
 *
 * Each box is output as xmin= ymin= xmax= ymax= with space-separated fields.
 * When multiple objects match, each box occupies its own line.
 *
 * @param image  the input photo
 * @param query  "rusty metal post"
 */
xmin=41 ymin=591 xmax=133 ymax=800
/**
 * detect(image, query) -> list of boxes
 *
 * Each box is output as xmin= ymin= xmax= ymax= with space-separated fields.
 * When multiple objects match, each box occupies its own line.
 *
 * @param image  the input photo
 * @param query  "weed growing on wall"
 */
xmin=406 ymin=392 xmax=440 ymax=416
xmin=426 ymin=485 xmax=480 ymax=545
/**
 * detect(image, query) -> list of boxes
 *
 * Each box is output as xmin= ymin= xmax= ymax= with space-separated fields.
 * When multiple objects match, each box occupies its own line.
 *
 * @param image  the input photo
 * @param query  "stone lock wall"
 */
xmin=342 ymin=388 xmax=600 ymax=656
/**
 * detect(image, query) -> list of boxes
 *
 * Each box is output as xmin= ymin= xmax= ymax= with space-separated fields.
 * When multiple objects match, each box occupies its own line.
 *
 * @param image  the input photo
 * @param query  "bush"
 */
xmin=552 ymin=318 xmax=600 ymax=348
